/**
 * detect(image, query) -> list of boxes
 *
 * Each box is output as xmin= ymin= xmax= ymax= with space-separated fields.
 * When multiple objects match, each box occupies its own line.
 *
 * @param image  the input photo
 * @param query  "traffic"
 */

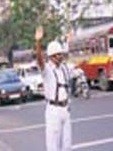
xmin=1 ymin=1 xmax=113 ymax=151
xmin=1 ymin=22 xmax=113 ymax=106
xmin=0 ymin=54 xmax=45 ymax=106
xmin=70 ymin=22 xmax=113 ymax=91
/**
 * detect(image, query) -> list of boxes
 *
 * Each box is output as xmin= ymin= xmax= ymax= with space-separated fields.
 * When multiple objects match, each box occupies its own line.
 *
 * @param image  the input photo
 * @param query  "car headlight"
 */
xmin=0 ymin=89 xmax=6 ymax=94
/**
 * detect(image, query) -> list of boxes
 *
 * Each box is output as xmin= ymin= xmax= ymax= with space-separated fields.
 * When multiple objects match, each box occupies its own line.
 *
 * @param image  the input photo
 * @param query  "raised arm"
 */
xmin=35 ymin=26 xmax=45 ymax=70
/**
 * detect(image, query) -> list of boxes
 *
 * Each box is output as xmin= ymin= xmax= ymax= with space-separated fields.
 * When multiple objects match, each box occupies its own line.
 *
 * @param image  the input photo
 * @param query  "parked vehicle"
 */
xmin=16 ymin=62 xmax=44 ymax=98
xmin=79 ymin=55 xmax=113 ymax=91
xmin=0 ymin=68 xmax=28 ymax=105
xmin=70 ymin=22 xmax=113 ymax=91
xmin=72 ymin=66 xmax=90 ymax=99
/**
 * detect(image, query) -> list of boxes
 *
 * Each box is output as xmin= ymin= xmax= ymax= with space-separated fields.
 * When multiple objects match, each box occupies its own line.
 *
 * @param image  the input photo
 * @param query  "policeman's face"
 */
xmin=51 ymin=53 xmax=64 ymax=66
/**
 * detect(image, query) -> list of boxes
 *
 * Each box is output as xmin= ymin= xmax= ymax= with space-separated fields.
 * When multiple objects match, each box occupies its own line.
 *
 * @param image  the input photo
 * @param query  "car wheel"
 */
xmin=15 ymin=98 xmax=23 ymax=104
xmin=21 ymin=96 xmax=27 ymax=103
xmin=0 ymin=99 xmax=2 ymax=106
xmin=26 ymin=90 xmax=33 ymax=101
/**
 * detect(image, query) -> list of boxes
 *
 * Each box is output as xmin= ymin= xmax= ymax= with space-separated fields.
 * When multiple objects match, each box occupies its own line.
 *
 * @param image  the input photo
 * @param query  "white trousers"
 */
xmin=45 ymin=103 xmax=72 ymax=151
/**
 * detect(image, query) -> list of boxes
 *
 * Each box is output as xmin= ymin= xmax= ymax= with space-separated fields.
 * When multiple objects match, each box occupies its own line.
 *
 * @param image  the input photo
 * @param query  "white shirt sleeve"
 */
xmin=66 ymin=63 xmax=75 ymax=79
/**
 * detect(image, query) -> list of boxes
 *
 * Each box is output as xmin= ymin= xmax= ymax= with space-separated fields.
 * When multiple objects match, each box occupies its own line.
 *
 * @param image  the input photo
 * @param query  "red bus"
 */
xmin=70 ymin=22 xmax=113 ymax=91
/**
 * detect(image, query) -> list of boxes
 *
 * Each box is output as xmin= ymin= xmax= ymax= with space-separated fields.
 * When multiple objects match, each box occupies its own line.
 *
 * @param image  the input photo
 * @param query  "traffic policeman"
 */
xmin=35 ymin=26 xmax=72 ymax=151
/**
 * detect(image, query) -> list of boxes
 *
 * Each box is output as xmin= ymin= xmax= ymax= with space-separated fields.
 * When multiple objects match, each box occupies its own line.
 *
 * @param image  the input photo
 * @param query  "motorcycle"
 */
xmin=73 ymin=68 xmax=90 ymax=99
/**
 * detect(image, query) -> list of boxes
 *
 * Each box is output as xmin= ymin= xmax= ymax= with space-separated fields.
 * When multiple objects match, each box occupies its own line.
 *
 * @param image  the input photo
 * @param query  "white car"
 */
xmin=16 ymin=63 xmax=44 ymax=98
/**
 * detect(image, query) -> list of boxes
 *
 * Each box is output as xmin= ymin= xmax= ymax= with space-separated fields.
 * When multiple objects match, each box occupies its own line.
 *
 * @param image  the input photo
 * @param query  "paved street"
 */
xmin=0 ymin=90 xmax=113 ymax=151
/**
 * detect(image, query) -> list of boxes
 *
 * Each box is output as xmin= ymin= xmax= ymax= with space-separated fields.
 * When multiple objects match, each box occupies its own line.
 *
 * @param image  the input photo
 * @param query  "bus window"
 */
xmin=109 ymin=38 xmax=113 ymax=48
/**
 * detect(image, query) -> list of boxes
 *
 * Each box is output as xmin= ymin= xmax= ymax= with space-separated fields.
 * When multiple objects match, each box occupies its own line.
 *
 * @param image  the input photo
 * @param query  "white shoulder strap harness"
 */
xmin=53 ymin=64 xmax=70 ymax=103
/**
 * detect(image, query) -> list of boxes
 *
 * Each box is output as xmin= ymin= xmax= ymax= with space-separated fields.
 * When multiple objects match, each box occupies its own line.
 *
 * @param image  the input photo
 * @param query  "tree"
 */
xmin=0 ymin=0 xmax=63 ymax=52
xmin=0 ymin=0 xmax=112 ymax=53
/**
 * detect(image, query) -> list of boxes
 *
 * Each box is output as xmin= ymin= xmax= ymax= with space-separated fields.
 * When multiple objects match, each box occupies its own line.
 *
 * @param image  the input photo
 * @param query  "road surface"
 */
xmin=0 ymin=90 xmax=113 ymax=151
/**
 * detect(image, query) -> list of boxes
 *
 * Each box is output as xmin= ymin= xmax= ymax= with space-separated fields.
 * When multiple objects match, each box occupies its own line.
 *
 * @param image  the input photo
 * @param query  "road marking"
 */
xmin=0 ymin=113 xmax=113 ymax=150
xmin=72 ymin=138 xmax=113 ymax=150
xmin=0 ymin=124 xmax=44 ymax=133
xmin=0 ymin=113 xmax=113 ymax=133
xmin=0 ymin=101 xmax=45 ymax=110
xmin=92 ymin=91 xmax=113 ymax=98
xmin=71 ymin=113 xmax=113 ymax=123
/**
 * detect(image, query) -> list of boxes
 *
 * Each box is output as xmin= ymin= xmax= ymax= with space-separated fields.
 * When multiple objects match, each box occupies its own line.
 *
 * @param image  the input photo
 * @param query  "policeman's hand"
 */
xmin=35 ymin=26 xmax=44 ymax=41
xmin=66 ymin=29 xmax=75 ymax=43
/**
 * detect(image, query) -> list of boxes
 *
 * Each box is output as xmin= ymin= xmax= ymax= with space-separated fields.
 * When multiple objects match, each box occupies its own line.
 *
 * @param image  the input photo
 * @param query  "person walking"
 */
xmin=35 ymin=26 xmax=72 ymax=151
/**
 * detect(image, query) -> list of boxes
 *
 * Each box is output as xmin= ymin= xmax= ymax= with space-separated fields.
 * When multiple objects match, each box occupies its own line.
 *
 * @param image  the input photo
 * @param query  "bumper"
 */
xmin=31 ymin=87 xmax=44 ymax=96
xmin=0 ymin=91 xmax=27 ymax=102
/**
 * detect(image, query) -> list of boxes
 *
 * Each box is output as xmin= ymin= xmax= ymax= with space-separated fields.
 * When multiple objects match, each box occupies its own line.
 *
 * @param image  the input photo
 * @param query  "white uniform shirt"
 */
xmin=42 ymin=60 xmax=70 ymax=102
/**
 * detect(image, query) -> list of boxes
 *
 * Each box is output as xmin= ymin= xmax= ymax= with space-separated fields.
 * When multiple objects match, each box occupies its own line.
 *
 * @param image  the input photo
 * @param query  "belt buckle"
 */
xmin=59 ymin=100 xmax=67 ymax=107
xmin=49 ymin=99 xmax=67 ymax=107
xmin=62 ymin=101 xmax=66 ymax=106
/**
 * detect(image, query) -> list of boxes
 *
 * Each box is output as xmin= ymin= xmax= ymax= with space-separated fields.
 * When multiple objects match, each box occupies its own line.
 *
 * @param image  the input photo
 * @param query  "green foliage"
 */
xmin=0 ymin=0 xmax=63 ymax=51
xmin=42 ymin=15 xmax=62 ymax=47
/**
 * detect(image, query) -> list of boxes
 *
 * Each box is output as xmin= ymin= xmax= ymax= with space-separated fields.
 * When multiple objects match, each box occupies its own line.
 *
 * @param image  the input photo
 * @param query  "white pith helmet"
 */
xmin=47 ymin=41 xmax=64 ymax=56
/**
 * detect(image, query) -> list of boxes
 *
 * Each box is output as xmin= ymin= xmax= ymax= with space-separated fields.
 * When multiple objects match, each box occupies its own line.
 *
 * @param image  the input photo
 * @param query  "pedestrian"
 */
xmin=35 ymin=26 xmax=72 ymax=151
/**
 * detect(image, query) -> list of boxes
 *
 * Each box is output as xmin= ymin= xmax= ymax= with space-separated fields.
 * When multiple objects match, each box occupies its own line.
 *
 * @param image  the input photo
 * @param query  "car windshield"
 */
xmin=0 ymin=70 xmax=20 ymax=83
xmin=25 ymin=66 xmax=39 ymax=75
